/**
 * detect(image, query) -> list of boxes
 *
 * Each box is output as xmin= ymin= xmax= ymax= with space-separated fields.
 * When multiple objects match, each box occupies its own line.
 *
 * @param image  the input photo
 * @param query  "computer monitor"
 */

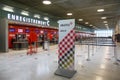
xmin=25 ymin=29 xmax=30 ymax=33
xmin=9 ymin=28 xmax=15 ymax=32
xmin=18 ymin=29 xmax=23 ymax=33
xmin=40 ymin=30 xmax=44 ymax=34
xmin=35 ymin=30 xmax=39 ymax=33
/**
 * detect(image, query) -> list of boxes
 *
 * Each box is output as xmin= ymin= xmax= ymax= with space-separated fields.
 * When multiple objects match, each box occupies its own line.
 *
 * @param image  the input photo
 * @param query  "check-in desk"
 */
xmin=13 ymin=41 xmax=28 ymax=50
xmin=36 ymin=40 xmax=42 ymax=47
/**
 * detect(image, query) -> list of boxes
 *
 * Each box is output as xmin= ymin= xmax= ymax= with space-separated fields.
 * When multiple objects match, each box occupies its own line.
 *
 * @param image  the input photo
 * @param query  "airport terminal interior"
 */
xmin=0 ymin=0 xmax=120 ymax=80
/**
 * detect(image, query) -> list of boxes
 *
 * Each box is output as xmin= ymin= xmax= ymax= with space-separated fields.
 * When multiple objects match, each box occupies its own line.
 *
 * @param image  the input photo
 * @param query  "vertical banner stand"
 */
xmin=55 ymin=19 xmax=76 ymax=78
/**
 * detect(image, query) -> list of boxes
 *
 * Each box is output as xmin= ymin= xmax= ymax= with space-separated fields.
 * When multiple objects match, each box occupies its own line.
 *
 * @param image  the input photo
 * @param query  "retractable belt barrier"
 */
xmin=79 ymin=37 xmax=116 ymax=61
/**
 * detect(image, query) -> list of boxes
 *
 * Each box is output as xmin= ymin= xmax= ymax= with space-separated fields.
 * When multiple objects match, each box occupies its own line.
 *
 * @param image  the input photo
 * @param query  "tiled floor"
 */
xmin=0 ymin=45 xmax=120 ymax=80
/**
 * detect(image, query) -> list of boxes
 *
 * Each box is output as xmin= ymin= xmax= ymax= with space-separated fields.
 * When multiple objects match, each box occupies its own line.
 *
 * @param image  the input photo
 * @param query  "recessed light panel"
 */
xmin=101 ymin=17 xmax=107 ymax=19
xmin=90 ymin=24 xmax=93 ymax=26
xmin=2 ymin=6 xmax=14 ymax=12
xmin=78 ymin=19 xmax=83 ymax=21
xmin=43 ymin=0 xmax=51 ymax=5
xmin=67 ymin=13 xmax=72 ymax=16
xmin=44 ymin=17 xmax=49 ymax=20
xmin=103 ymin=21 xmax=107 ymax=23
xmin=97 ymin=9 xmax=104 ymax=12
xmin=21 ymin=11 xmax=29 ymax=16
xmin=34 ymin=14 xmax=40 ymax=19
xmin=85 ymin=22 xmax=89 ymax=24
xmin=105 ymin=24 xmax=108 ymax=26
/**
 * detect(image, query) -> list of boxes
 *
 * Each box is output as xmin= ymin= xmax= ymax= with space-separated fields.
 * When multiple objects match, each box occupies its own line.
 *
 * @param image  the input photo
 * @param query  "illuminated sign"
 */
xmin=7 ymin=13 xmax=50 ymax=26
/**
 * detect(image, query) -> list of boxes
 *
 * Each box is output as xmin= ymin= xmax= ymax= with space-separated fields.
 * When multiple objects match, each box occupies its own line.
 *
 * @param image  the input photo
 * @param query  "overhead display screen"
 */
xmin=18 ymin=29 xmax=23 ymax=33
xmin=9 ymin=28 xmax=15 ymax=32
xmin=25 ymin=29 xmax=30 ymax=33
xmin=35 ymin=30 xmax=39 ymax=33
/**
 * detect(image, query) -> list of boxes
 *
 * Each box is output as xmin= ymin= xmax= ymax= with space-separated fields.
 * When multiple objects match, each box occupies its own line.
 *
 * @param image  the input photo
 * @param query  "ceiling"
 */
xmin=1 ymin=0 xmax=120 ymax=30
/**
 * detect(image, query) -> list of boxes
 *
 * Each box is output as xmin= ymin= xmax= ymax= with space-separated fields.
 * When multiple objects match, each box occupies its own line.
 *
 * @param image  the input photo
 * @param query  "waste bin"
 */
xmin=44 ymin=41 xmax=49 ymax=50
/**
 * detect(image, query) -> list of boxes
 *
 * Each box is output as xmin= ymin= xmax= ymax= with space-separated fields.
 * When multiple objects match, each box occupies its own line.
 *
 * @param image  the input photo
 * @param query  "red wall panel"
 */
xmin=8 ymin=24 xmax=58 ymax=48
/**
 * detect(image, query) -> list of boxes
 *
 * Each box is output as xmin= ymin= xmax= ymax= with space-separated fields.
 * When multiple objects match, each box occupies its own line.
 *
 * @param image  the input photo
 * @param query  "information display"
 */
xmin=25 ymin=29 xmax=30 ymax=33
xmin=9 ymin=28 xmax=15 ymax=32
xmin=18 ymin=29 xmax=23 ymax=33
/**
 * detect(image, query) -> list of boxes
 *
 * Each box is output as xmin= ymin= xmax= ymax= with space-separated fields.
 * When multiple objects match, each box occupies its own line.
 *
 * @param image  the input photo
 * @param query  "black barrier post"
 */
xmin=81 ymin=43 xmax=83 ymax=51
xmin=92 ymin=38 xmax=94 ymax=56
xmin=87 ymin=44 xmax=90 ymax=61
xmin=114 ymin=44 xmax=118 ymax=64
xmin=96 ymin=37 xmax=97 ymax=52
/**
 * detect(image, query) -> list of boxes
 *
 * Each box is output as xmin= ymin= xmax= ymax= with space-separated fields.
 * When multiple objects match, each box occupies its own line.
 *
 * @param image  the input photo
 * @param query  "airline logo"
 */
xmin=60 ymin=22 xmax=73 ymax=27
xmin=59 ymin=19 xmax=75 ymax=42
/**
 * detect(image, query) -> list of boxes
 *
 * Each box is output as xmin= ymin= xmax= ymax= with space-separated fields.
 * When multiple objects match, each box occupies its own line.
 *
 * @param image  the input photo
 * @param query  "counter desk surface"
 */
xmin=13 ymin=41 xmax=28 ymax=50
xmin=12 ymin=40 xmax=43 ymax=50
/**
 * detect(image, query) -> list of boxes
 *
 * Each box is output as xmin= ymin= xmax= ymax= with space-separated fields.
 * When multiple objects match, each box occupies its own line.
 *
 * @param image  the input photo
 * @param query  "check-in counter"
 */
xmin=12 ymin=40 xmax=45 ymax=50
xmin=13 ymin=41 xmax=28 ymax=50
xmin=36 ymin=40 xmax=42 ymax=46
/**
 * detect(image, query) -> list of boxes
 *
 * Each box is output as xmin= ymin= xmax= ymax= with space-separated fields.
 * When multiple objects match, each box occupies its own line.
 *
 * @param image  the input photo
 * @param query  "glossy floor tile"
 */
xmin=0 ymin=45 xmax=120 ymax=80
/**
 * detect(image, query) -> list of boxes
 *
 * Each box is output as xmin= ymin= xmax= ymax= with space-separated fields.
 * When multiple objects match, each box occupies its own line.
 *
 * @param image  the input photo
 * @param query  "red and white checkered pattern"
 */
xmin=58 ymin=46 xmax=75 ymax=69
xmin=58 ymin=30 xmax=75 ymax=58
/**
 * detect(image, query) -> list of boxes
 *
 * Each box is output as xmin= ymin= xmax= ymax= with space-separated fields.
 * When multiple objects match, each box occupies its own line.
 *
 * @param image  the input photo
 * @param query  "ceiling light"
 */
xmin=43 ymin=0 xmax=51 ymax=5
xmin=101 ymin=17 xmax=107 ymax=19
xmin=67 ymin=13 xmax=72 ymax=16
xmin=103 ymin=21 xmax=107 ymax=23
xmin=34 ymin=14 xmax=40 ymax=19
xmin=97 ymin=9 xmax=104 ymax=12
xmin=2 ymin=6 xmax=14 ymax=12
xmin=90 ymin=24 xmax=93 ymax=26
xmin=44 ymin=17 xmax=49 ymax=20
xmin=21 ymin=11 xmax=29 ymax=16
xmin=85 ymin=22 xmax=89 ymax=24
xmin=105 ymin=24 xmax=108 ymax=26
xmin=78 ymin=19 xmax=83 ymax=21
xmin=106 ymin=25 xmax=109 ymax=30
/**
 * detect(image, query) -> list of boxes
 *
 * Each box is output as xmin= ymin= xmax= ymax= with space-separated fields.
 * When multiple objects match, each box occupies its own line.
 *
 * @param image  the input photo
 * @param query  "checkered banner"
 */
xmin=58 ymin=19 xmax=75 ymax=70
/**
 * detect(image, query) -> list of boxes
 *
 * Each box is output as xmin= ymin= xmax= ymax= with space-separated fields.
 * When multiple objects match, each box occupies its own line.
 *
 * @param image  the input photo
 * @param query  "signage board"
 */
xmin=55 ymin=19 xmax=76 ymax=78
xmin=7 ymin=13 xmax=50 ymax=26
